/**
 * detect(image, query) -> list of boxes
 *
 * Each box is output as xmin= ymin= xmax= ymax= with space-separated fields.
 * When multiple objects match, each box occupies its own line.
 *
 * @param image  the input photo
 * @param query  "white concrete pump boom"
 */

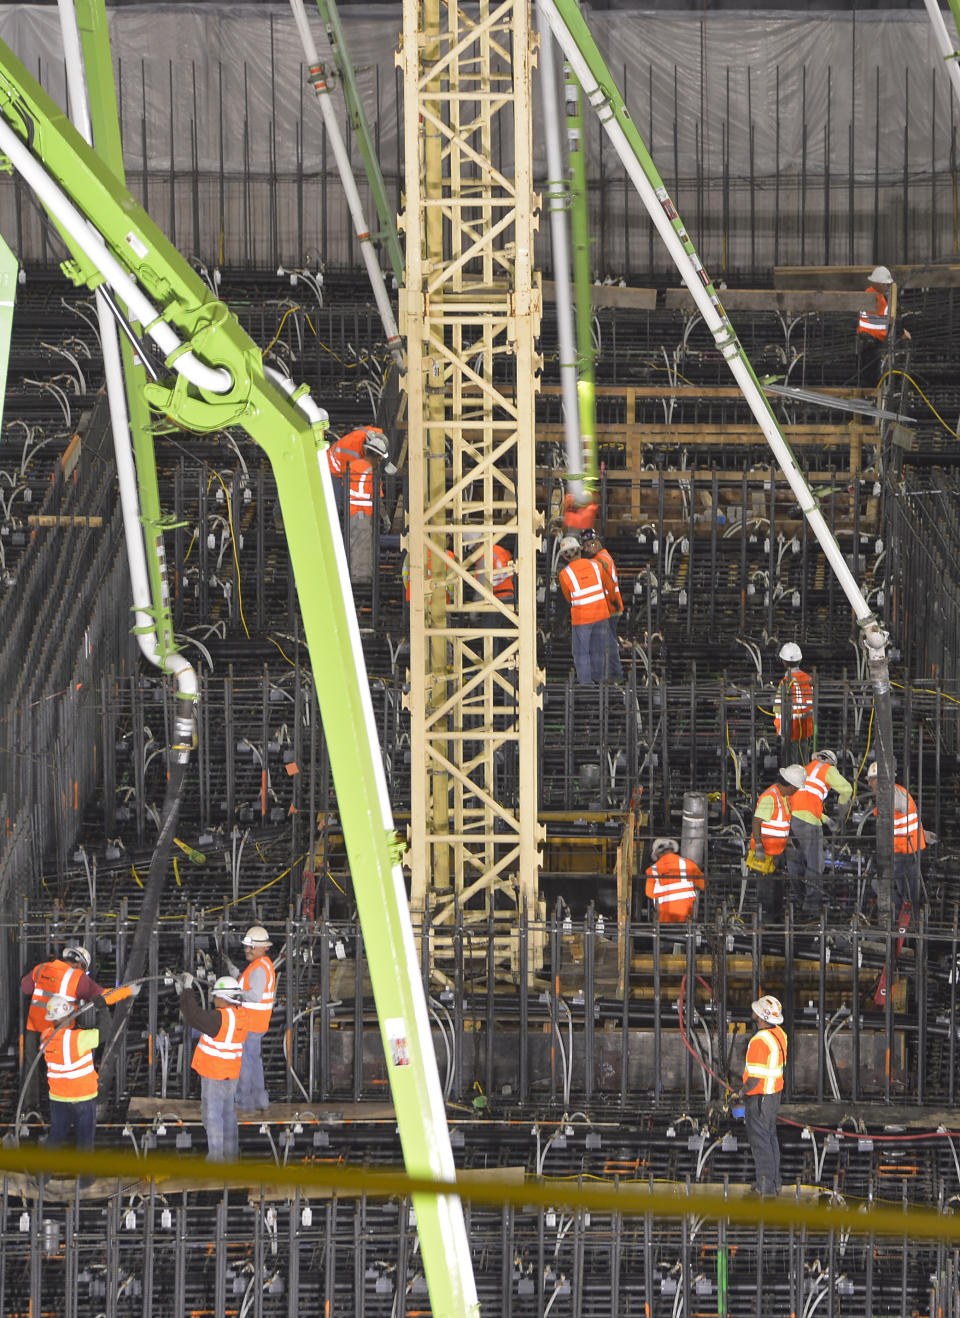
xmin=539 ymin=0 xmax=897 ymax=903
xmin=922 ymin=0 xmax=960 ymax=109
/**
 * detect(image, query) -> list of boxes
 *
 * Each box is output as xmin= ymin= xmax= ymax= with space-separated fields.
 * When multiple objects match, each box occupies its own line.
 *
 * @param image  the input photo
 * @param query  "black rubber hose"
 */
xmin=96 ymin=755 xmax=187 ymax=1099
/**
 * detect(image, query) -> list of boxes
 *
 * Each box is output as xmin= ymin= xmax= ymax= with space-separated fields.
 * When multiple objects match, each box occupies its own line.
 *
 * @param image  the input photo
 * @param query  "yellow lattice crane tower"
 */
xmin=400 ymin=0 xmax=545 ymax=970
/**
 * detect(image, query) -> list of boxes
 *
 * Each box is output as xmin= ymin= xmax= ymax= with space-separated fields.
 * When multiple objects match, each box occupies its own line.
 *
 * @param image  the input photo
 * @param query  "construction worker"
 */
xmin=326 ymin=426 xmax=396 ymax=517
xmin=347 ymin=447 xmax=392 ymax=584
xmin=562 ymin=493 xmax=598 ymax=532
xmin=772 ymin=642 xmax=814 ymax=764
xmin=788 ymin=750 xmax=853 ymax=916
xmin=741 ymin=995 xmax=787 ymax=1197
xmin=40 ymin=993 xmax=113 ymax=1166
xmin=856 ymin=265 xmax=909 ymax=388
xmin=581 ymin=528 xmax=623 ymax=680
xmin=177 ymin=973 xmax=248 ymax=1162
xmin=227 ymin=925 xmax=276 ymax=1115
xmin=748 ymin=764 xmax=807 ymax=922
xmin=644 ymin=838 xmax=705 ymax=923
xmin=557 ymin=534 xmax=618 ymax=683
xmin=866 ymin=761 xmax=925 ymax=911
xmin=21 ymin=945 xmax=107 ymax=1106
xmin=464 ymin=531 xmax=516 ymax=608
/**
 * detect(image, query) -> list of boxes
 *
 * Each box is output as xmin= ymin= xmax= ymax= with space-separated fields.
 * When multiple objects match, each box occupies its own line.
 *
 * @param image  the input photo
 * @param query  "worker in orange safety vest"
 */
xmin=856 ymin=264 xmax=910 ymax=388
xmin=42 ymin=993 xmax=103 ymax=1161
xmin=788 ymin=750 xmax=853 ymax=916
xmin=557 ymin=535 xmax=618 ymax=683
xmin=227 ymin=925 xmax=276 ymax=1115
xmin=21 ymin=944 xmax=107 ymax=1106
xmin=581 ymin=528 xmax=623 ymax=680
xmin=772 ymin=641 xmax=814 ymax=763
xmin=866 ymin=761 xmax=926 ymax=911
xmin=177 ymin=973 xmax=248 ymax=1162
xmin=326 ymin=427 xmax=396 ymax=515
xmin=748 ymin=764 xmax=807 ymax=921
xmin=740 ymin=994 xmax=787 ymax=1196
xmin=644 ymin=838 xmax=705 ymax=923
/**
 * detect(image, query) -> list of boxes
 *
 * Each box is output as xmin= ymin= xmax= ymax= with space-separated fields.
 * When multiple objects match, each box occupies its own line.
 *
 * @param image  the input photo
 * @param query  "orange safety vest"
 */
xmin=348 ymin=459 xmax=381 ymax=517
xmin=327 ymin=429 xmax=372 ymax=479
xmin=562 ymin=495 xmax=598 ymax=530
xmin=645 ymin=854 xmax=705 ymax=923
xmin=489 ymin=543 xmax=514 ymax=599
xmin=559 ymin=558 xmax=613 ymax=625
xmin=42 ymin=1026 xmax=98 ymax=1101
xmin=28 ymin=960 xmax=84 ymax=1032
xmin=239 ymin=956 xmax=276 ymax=1035
xmin=857 ymin=286 xmax=889 ymax=341
xmin=873 ymin=786 xmax=927 ymax=856
xmin=791 ymin=760 xmax=833 ymax=822
xmin=591 ymin=547 xmax=623 ymax=612
xmin=752 ymin=784 xmax=792 ymax=856
xmin=773 ymin=669 xmax=814 ymax=740
xmin=191 ymin=1007 xmax=248 ymax=1081
xmin=743 ymin=1025 xmax=787 ymax=1095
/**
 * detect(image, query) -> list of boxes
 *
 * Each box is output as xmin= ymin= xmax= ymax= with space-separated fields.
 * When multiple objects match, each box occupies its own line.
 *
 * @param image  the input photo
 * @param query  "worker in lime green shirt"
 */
xmin=787 ymin=750 xmax=853 ymax=916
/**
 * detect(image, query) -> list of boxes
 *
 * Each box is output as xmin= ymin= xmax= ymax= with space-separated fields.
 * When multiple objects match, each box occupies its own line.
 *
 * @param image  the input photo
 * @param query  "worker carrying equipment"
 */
xmin=741 ymin=995 xmax=787 ymax=1197
xmin=645 ymin=839 xmax=705 ymax=923
xmin=746 ymin=765 xmax=806 ymax=916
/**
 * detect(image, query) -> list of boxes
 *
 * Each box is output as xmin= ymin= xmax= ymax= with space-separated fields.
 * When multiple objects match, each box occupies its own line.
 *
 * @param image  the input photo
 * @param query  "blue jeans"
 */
xmin=571 ymin=619 xmax=616 ymax=683
xmin=49 ymin=1097 xmax=96 ymax=1152
xmin=201 ymin=1075 xmax=239 ymax=1162
xmin=235 ymin=1030 xmax=269 ymax=1111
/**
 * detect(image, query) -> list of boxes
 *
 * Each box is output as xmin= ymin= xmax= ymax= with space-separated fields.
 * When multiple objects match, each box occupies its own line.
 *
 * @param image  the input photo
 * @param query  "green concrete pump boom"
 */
xmin=313 ymin=0 xmax=405 ymax=287
xmin=0 ymin=38 xmax=478 ymax=1318
xmin=563 ymin=62 xmax=598 ymax=492
xmin=540 ymin=0 xmax=898 ymax=909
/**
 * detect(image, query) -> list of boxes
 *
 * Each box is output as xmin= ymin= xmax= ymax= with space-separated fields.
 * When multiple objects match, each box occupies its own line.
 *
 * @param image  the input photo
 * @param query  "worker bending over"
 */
xmin=645 ymin=838 xmax=705 ymax=923
xmin=741 ymin=995 xmax=787 ymax=1197
xmin=326 ymin=426 xmax=396 ymax=516
xmin=227 ymin=925 xmax=276 ymax=1115
xmin=748 ymin=764 xmax=806 ymax=922
xmin=866 ymin=761 xmax=925 ymax=912
xmin=788 ymin=750 xmax=853 ymax=917
xmin=177 ymin=973 xmax=248 ymax=1162
xmin=772 ymin=642 xmax=813 ymax=764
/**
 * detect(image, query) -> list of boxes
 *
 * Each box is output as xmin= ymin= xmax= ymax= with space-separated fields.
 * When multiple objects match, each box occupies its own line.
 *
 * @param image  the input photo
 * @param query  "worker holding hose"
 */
xmin=21 ymin=944 xmax=107 ymax=1106
xmin=176 ymin=973 xmax=248 ymax=1162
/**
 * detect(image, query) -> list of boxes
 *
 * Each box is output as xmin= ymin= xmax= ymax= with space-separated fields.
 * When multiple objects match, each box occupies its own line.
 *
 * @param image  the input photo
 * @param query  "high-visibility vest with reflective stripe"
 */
xmin=28 ymin=960 xmax=83 ymax=1032
xmin=559 ymin=559 xmax=611 ymax=624
xmin=327 ymin=429 xmax=368 ymax=479
xmin=755 ymin=785 xmax=792 ymax=856
xmin=240 ymin=956 xmax=276 ymax=1034
xmin=773 ymin=669 xmax=813 ymax=739
xmin=489 ymin=543 xmax=514 ymax=599
xmin=592 ymin=547 xmax=623 ymax=611
xmin=858 ymin=286 xmax=889 ymax=340
xmin=791 ymin=760 xmax=833 ymax=821
xmin=743 ymin=1025 xmax=787 ymax=1095
xmin=645 ymin=854 xmax=704 ymax=923
xmin=43 ymin=1026 xmax=98 ymax=1101
xmin=873 ymin=787 xmax=927 ymax=855
xmin=191 ymin=1007 xmax=248 ymax=1080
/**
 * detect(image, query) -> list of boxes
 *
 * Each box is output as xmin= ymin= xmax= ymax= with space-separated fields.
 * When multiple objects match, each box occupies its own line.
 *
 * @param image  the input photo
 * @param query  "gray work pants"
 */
xmin=235 ymin=1030 xmax=269 ymax=1112
xmin=745 ymin=1091 xmax=782 ymax=1195
xmin=200 ymin=1074 xmax=240 ymax=1162
xmin=787 ymin=817 xmax=824 ymax=913
xmin=348 ymin=513 xmax=373 ymax=583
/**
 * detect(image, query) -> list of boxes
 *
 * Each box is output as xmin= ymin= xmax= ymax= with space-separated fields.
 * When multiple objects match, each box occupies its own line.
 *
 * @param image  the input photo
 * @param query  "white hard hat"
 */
xmin=362 ymin=429 xmax=397 ymax=475
xmin=869 ymin=265 xmax=893 ymax=284
xmin=752 ymin=994 xmax=783 ymax=1025
xmin=212 ymin=975 xmax=243 ymax=1004
xmin=45 ymin=994 xmax=75 ymax=1022
xmin=559 ymin=534 xmax=581 ymax=558
xmin=778 ymin=642 xmax=802 ymax=664
xmin=62 ymin=945 xmax=91 ymax=973
xmin=814 ymin=749 xmax=837 ymax=766
xmin=242 ymin=925 xmax=271 ymax=948
xmin=779 ymin=764 xmax=807 ymax=789
xmin=866 ymin=761 xmax=878 ymax=779
xmin=651 ymin=837 xmax=679 ymax=861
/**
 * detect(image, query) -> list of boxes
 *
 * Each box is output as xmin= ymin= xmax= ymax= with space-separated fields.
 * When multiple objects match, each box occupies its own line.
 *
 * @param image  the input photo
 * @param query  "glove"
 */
xmin=128 ymin=982 xmax=142 ymax=998
xmin=225 ymin=960 xmax=240 ymax=979
xmin=181 ymin=972 xmax=194 ymax=991
xmin=752 ymin=841 xmax=766 ymax=860
xmin=822 ymin=815 xmax=837 ymax=833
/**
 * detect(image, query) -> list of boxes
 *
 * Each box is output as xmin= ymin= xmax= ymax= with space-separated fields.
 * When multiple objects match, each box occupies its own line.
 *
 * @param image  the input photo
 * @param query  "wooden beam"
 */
xmin=541 ymin=279 xmax=657 ymax=310
xmin=774 ymin=263 xmax=960 ymax=290
xmin=665 ymin=287 xmax=867 ymax=313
